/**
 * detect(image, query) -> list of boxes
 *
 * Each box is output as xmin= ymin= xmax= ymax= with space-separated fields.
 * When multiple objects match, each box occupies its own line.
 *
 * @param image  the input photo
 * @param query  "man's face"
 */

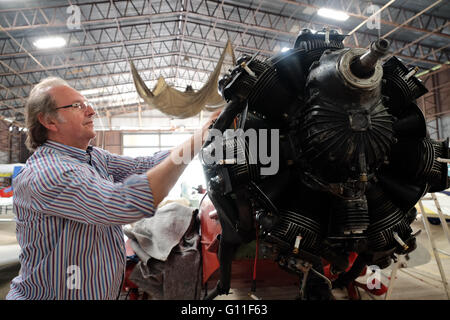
xmin=47 ymin=85 xmax=96 ymax=149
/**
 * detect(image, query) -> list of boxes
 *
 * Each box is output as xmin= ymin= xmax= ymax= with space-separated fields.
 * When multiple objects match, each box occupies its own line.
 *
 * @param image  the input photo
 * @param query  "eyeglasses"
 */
xmin=55 ymin=101 xmax=94 ymax=111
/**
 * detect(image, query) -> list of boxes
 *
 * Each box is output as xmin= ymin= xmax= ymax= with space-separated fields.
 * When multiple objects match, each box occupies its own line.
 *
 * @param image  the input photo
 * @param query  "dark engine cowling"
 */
xmin=200 ymin=29 xmax=449 ymax=299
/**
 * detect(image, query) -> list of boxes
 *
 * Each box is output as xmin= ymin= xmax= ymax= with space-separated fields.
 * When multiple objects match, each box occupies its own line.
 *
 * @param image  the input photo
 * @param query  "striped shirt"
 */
xmin=7 ymin=140 xmax=170 ymax=300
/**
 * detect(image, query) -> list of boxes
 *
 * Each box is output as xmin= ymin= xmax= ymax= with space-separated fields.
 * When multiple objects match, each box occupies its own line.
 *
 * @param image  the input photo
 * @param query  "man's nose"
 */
xmin=86 ymin=104 xmax=96 ymax=117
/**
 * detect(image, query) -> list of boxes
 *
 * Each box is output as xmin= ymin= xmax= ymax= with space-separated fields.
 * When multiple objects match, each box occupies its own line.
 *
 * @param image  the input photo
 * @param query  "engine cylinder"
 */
xmin=366 ymin=183 xmax=412 ymax=252
xmin=267 ymin=209 xmax=322 ymax=254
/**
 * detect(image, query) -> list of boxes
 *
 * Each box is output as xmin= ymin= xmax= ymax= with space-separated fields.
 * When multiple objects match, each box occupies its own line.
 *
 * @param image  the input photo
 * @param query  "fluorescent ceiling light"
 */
xmin=317 ymin=8 xmax=349 ymax=21
xmin=431 ymin=65 xmax=442 ymax=71
xmin=33 ymin=36 xmax=66 ymax=49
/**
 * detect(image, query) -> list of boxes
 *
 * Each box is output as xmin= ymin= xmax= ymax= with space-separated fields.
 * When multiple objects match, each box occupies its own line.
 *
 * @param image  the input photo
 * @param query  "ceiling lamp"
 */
xmin=33 ymin=36 xmax=66 ymax=49
xmin=317 ymin=8 xmax=350 ymax=21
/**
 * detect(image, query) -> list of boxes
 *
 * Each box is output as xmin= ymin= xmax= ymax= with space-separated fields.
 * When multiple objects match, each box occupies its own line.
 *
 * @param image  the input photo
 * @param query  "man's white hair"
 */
xmin=25 ymin=77 xmax=72 ymax=151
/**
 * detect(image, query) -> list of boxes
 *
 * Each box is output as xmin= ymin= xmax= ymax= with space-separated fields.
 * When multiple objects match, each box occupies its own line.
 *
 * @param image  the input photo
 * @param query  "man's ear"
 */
xmin=37 ymin=113 xmax=59 ymax=132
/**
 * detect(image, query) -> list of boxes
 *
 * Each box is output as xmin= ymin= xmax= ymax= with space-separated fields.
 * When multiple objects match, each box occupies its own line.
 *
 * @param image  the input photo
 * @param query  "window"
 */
xmin=160 ymin=133 xmax=192 ymax=146
xmin=122 ymin=132 xmax=206 ymax=201
xmin=123 ymin=134 xmax=159 ymax=147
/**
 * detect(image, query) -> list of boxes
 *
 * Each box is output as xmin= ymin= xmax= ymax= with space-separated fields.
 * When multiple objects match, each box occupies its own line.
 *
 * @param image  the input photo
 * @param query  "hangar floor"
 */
xmin=0 ymin=193 xmax=449 ymax=300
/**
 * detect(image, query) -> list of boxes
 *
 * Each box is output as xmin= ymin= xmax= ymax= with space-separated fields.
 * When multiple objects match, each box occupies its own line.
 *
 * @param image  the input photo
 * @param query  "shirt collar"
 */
xmin=42 ymin=140 xmax=93 ymax=164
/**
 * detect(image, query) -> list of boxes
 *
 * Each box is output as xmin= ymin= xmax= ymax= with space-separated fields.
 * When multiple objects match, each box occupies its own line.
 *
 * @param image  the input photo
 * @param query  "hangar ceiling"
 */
xmin=0 ymin=0 xmax=449 ymax=127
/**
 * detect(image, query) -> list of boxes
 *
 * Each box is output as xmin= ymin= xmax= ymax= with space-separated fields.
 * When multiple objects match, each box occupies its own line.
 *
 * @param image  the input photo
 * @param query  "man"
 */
xmin=7 ymin=77 xmax=221 ymax=300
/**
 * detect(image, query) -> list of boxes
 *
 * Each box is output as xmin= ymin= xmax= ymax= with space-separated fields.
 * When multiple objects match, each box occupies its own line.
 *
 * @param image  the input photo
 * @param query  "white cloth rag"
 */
xmin=123 ymin=202 xmax=195 ymax=261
